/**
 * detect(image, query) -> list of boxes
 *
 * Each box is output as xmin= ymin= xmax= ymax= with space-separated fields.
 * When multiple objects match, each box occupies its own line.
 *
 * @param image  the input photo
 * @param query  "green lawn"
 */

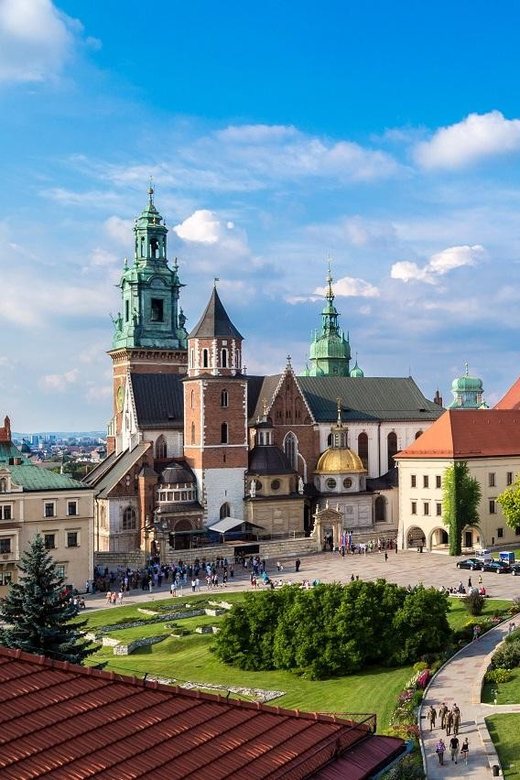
xmin=486 ymin=715 xmax=520 ymax=778
xmin=447 ymin=598 xmax=512 ymax=632
xmin=483 ymin=668 xmax=520 ymax=705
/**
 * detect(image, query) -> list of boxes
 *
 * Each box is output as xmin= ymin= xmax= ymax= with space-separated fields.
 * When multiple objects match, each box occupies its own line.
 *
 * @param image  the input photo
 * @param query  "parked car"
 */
xmin=511 ymin=564 xmax=520 ymax=576
xmin=480 ymin=560 xmax=511 ymax=574
xmin=456 ymin=558 xmax=483 ymax=570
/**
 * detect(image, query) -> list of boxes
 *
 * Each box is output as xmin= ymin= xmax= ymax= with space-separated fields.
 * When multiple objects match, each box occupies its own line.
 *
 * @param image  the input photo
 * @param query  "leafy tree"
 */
xmin=443 ymin=461 xmax=482 ymax=555
xmin=0 ymin=534 xmax=94 ymax=664
xmin=497 ymin=477 xmax=520 ymax=531
xmin=392 ymin=587 xmax=452 ymax=664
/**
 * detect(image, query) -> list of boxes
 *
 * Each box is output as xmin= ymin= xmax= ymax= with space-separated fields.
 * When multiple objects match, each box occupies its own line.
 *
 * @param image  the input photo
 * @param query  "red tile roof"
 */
xmin=396 ymin=409 xmax=520 ymax=459
xmin=495 ymin=375 xmax=520 ymax=410
xmin=0 ymin=647 xmax=404 ymax=779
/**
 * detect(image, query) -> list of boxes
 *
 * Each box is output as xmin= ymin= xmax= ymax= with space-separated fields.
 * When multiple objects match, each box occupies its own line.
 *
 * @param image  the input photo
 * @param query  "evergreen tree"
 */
xmin=442 ymin=461 xmax=482 ymax=555
xmin=0 ymin=534 xmax=93 ymax=664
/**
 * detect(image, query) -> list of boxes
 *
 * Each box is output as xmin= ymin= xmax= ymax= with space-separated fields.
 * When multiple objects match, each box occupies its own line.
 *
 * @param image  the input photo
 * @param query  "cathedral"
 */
xmin=85 ymin=190 xmax=444 ymax=555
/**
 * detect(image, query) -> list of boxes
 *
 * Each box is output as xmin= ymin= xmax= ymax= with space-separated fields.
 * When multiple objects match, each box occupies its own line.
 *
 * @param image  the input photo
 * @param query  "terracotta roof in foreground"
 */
xmin=396 ymin=409 xmax=520 ymax=459
xmin=494 ymin=374 xmax=520 ymax=410
xmin=0 ymin=647 xmax=404 ymax=779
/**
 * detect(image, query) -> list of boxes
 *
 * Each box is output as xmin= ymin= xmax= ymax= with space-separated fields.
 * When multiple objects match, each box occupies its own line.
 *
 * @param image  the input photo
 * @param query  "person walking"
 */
xmin=295 ymin=558 xmax=301 ymax=573
xmin=452 ymin=704 xmax=461 ymax=736
xmin=449 ymin=735 xmax=460 ymax=764
xmin=435 ymin=738 xmax=446 ymax=766
xmin=460 ymin=738 xmax=469 ymax=765
xmin=438 ymin=702 xmax=448 ymax=730
xmin=445 ymin=709 xmax=453 ymax=736
xmin=428 ymin=705 xmax=437 ymax=730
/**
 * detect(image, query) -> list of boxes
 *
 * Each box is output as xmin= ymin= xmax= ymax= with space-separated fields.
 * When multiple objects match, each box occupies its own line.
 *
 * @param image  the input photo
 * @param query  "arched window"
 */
xmin=375 ymin=496 xmax=386 ymax=523
xmin=190 ymin=349 xmax=194 ymax=368
xmin=220 ymin=502 xmax=231 ymax=519
xmin=221 ymin=390 xmax=228 ymax=408
xmin=415 ymin=430 xmax=423 ymax=440
xmin=190 ymin=389 xmax=195 ymax=409
xmin=221 ymin=349 xmax=228 ymax=368
xmin=221 ymin=422 xmax=228 ymax=444
xmin=122 ymin=506 xmax=136 ymax=530
xmin=327 ymin=433 xmax=333 ymax=447
xmin=155 ymin=435 xmax=167 ymax=459
xmin=191 ymin=422 xmax=196 ymax=445
xmin=203 ymin=349 xmax=209 ymax=368
xmin=387 ymin=432 xmax=398 ymax=470
xmin=0 ymin=478 xmax=6 ymax=493
xmin=284 ymin=432 xmax=298 ymax=470
xmin=358 ymin=432 xmax=369 ymax=470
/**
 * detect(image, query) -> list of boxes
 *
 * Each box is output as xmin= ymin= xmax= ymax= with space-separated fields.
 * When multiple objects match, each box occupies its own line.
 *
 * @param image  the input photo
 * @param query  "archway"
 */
xmin=406 ymin=525 xmax=426 ymax=549
xmin=429 ymin=526 xmax=449 ymax=550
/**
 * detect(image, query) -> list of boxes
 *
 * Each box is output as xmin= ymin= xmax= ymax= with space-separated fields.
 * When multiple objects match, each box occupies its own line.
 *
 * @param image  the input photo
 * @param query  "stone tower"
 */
xmin=107 ymin=187 xmax=188 ymax=453
xmin=183 ymin=284 xmax=249 ymax=525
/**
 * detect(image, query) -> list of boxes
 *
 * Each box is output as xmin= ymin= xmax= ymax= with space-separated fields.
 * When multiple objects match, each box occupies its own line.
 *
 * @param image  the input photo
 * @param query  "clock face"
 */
xmin=116 ymin=384 xmax=125 ymax=413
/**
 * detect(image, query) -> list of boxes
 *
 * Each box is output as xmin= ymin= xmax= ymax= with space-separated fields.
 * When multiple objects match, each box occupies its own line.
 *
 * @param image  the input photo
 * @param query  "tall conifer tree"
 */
xmin=0 ymin=534 xmax=93 ymax=664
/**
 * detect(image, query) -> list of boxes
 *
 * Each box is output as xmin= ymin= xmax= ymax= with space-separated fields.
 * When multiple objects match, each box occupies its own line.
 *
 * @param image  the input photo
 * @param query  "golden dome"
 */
xmin=315 ymin=447 xmax=366 ymax=474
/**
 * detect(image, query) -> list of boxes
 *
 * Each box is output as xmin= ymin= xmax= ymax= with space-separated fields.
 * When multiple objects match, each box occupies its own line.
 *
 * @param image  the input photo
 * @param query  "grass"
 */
xmin=483 ymin=668 xmax=520 ymax=705
xmin=486 ymin=715 xmax=520 ymax=778
xmin=83 ymin=590 xmax=512 ymax=734
xmin=447 ymin=598 xmax=512 ymax=633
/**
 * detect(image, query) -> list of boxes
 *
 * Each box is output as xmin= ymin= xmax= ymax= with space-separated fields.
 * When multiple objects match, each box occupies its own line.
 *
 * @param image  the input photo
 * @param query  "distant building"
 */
xmin=0 ymin=415 xmax=95 ymax=591
xmin=448 ymin=363 xmax=488 ymax=409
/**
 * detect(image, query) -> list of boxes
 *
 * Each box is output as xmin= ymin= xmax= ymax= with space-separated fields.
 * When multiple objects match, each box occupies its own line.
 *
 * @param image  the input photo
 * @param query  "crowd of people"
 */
xmin=429 ymin=703 xmax=470 ymax=765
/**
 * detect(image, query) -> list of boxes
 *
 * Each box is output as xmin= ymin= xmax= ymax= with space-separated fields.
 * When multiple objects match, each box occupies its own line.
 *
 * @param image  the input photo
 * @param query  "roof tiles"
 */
xmin=0 ymin=647 xmax=404 ymax=779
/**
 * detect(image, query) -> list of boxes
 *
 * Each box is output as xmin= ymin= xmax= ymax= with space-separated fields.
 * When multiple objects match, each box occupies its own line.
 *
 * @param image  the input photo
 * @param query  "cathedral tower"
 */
xmin=300 ymin=266 xmax=353 ymax=377
xmin=107 ymin=187 xmax=188 ymax=452
xmin=183 ymin=284 xmax=249 ymax=525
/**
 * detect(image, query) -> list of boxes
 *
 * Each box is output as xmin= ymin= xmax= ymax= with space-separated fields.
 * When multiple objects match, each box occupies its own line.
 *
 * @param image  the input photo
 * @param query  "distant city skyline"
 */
xmin=2 ymin=1 xmax=520 ymax=429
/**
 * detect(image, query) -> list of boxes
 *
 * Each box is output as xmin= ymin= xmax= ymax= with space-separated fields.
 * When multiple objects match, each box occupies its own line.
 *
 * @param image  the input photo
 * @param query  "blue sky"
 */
xmin=2 ymin=0 xmax=520 ymax=430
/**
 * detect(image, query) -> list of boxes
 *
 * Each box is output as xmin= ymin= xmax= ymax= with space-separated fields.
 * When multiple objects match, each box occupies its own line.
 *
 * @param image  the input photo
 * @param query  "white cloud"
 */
xmin=0 ymin=0 xmax=77 ymax=83
xmin=414 ymin=111 xmax=520 ymax=170
xmin=104 ymin=216 xmax=134 ymax=246
xmin=174 ymin=210 xmax=225 ymax=244
xmin=215 ymin=124 xmax=298 ymax=143
xmin=391 ymin=245 xmax=486 ymax=284
xmin=39 ymin=367 xmax=79 ymax=392
xmin=315 ymin=276 xmax=380 ymax=298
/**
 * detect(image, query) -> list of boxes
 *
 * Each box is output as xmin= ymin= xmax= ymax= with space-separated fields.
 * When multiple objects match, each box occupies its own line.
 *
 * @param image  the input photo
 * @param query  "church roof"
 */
xmin=0 ymin=442 xmax=88 ymax=492
xmin=396 ymin=409 xmax=520 ymax=460
xmin=131 ymin=373 xmax=184 ymax=428
xmin=189 ymin=287 xmax=243 ymax=340
xmin=0 ymin=646 xmax=405 ymax=779
xmin=248 ymin=445 xmax=294 ymax=475
xmin=92 ymin=442 xmax=151 ymax=498
xmin=249 ymin=376 xmax=443 ymax=424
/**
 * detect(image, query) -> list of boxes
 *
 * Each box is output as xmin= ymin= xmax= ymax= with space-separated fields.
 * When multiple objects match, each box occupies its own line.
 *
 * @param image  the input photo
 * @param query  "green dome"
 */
xmin=451 ymin=374 xmax=483 ymax=393
xmin=350 ymin=360 xmax=364 ymax=378
xmin=448 ymin=363 xmax=486 ymax=410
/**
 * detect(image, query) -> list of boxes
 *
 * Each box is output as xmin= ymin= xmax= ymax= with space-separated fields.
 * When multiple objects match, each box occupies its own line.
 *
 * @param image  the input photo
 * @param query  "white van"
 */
xmin=475 ymin=548 xmax=493 ymax=563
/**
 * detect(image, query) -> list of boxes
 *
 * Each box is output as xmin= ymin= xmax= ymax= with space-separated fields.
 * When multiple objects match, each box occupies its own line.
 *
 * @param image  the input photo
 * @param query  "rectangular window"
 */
xmin=497 ymin=527 xmax=504 ymax=538
xmin=0 ymin=572 xmax=12 ymax=585
xmin=489 ymin=499 xmax=496 ymax=514
xmin=67 ymin=501 xmax=77 ymax=517
xmin=125 ymin=299 xmax=130 ymax=322
xmin=423 ymin=475 xmax=429 ymax=489
xmin=436 ymin=475 xmax=442 ymax=489
xmin=411 ymin=501 xmax=417 ymax=515
xmin=150 ymin=298 xmax=164 ymax=322
xmin=44 ymin=534 xmax=56 ymax=550
xmin=67 ymin=532 xmax=78 ymax=548
xmin=44 ymin=502 xmax=55 ymax=518
xmin=516 ymin=527 xmax=520 ymax=536
xmin=411 ymin=475 xmax=416 ymax=488
xmin=0 ymin=506 xmax=12 ymax=520
xmin=423 ymin=503 xmax=430 ymax=516
xmin=507 ymin=472 xmax=514 ymax=486
xmin=489 ymin=473 xmax=496 ymax=487
xmin=56 ymin=565 xmax=65 ymax=578
xmin=0 ymin=538 xmax=11 ymax=554
xmin=436 ymin=502 xmax=442 ymax=516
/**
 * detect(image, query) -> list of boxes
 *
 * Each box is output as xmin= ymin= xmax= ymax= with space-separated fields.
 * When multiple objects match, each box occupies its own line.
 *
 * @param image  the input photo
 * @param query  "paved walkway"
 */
xmin=421 ymin=618 xmax=520 ymax=778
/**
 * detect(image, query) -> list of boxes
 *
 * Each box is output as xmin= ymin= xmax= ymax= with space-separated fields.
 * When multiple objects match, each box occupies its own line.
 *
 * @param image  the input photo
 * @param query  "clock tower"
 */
xmin=107 ymin=187 xmax=188 ymax=453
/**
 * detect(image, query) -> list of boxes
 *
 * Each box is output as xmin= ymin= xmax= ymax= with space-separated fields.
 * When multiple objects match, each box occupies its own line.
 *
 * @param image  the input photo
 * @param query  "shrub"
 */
xmin=485 ymin=668 xmax=513 ymax=684
xmin=463 ymin=592 xmax=485 ymax=616
xmin=492 ymin=642 xmax=520 ymax=670
xmin=510 ymin=596 xmax=520 ymax=615
xmin=381 ymin=754 xmax=425 ymax=779
xmin=415 ymin=669 xmax=431 ymax=689
xmin=413 ymin=661 xmax=428 ymax=672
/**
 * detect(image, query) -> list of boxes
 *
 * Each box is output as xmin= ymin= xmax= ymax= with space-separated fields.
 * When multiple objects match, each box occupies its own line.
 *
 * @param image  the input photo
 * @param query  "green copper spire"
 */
xmin=111 ymin=186 xmax=188 ymax=350
xmin=448 ymin=362 xmax=488 ymax=409
xmin=300 ymin=264 xmax=352 ymax=377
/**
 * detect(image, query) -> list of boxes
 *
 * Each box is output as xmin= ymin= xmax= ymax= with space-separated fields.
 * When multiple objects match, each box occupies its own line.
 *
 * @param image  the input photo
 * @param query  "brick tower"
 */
xmin=183 ymin=283 xmax=248 ymax=525
xmin=107 ymin=186 xmax=188 ymax=454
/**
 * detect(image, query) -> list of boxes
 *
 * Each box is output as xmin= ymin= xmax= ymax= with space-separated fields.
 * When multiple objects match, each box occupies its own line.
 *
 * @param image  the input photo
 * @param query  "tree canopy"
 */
xmin=213 ymin=581 xmax=451 ymax=679
xmin=497 ymin=477 xmax=520 ymax=530
xmin=0 ymin=534 xmax=93 ymax=664
xmin=443 ymin=461 xmax=482 ymax=555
